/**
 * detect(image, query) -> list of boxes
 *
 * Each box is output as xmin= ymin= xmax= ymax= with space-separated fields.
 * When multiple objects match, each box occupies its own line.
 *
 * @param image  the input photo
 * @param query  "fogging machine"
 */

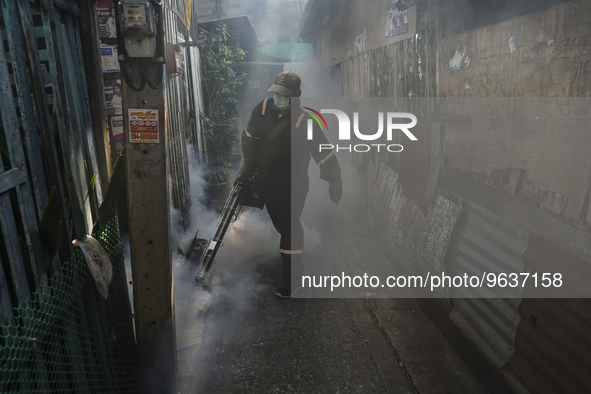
xmin=193 ymin=160 xmax=262 ymax=284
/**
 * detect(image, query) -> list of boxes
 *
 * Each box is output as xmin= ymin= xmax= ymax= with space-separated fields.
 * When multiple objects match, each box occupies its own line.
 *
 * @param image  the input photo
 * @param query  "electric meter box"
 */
xmin=118 ymin=0 xmax=156 ymax=37
xmin=117 ymin=0 xmax=158 ymax=58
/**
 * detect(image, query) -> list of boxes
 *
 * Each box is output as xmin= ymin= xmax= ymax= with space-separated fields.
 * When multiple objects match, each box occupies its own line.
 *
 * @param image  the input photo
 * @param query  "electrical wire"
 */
xmin=144 ymin=59 xmax=163 ymax=90
xmin=115 ymin=0 xmax=164 ymax=92
xmin=121 ymin=60 xmax=146 ymax=92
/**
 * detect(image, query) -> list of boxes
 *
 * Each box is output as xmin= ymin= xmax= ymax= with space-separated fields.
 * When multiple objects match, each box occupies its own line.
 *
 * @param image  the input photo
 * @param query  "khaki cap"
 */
xmin=268 ymin=70 xmax=301 ymax=96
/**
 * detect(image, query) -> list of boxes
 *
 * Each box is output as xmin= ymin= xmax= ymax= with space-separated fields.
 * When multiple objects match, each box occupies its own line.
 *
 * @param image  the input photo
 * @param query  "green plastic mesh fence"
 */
xmin=0 ymin=218 xmax=138 ymax=393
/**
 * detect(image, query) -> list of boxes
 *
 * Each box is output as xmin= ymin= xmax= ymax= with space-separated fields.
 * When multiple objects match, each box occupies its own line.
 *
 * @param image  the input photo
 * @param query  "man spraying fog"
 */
xmin=241 ymin=71 xmax=342 ymax=298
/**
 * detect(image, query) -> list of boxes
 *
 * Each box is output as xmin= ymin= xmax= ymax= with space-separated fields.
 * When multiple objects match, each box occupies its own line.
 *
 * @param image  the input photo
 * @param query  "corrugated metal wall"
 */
xmin=444 ymin=198 xmax=528 ymax=368
xmin=436 ymin=3 xmax=591 ymax=392
xmin=445 ymin=198 xmax=529 ymax=299
xmin=501 ymin=235 xmax=591 ymax=394
xmin=505 ymin=296 xmax=591 ymax=394
xmin=164 ymin=0 xmax=191 ymax=229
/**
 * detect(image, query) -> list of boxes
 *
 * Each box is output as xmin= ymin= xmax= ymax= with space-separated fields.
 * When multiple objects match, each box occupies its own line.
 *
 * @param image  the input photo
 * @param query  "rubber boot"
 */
xmin=276 ymin=253 xmax=304 ymax=298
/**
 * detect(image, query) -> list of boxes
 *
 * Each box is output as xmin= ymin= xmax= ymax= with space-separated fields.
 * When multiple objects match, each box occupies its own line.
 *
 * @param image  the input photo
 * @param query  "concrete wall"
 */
xmin=195 ymin=0 xmax=306 ymax=43
xmin=438 ymin=1 xmax=591 ymax=224
xmin=318 ymin=0 xmax=417 ymax=68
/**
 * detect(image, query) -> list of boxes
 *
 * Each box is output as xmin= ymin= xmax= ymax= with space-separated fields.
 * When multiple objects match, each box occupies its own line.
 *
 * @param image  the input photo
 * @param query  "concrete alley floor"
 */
xmin=173 ymin=206 xmax=498 ymax=394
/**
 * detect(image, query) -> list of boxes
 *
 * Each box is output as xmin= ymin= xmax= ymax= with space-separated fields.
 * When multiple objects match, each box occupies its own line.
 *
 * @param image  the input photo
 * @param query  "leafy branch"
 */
xmin=199 ymin=23 xmax=246 ymax=182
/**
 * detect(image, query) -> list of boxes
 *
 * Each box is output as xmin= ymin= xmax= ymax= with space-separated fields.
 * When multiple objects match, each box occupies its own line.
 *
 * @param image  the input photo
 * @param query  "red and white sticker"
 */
xmin=129 ymin=109 xmax=159 ymax=143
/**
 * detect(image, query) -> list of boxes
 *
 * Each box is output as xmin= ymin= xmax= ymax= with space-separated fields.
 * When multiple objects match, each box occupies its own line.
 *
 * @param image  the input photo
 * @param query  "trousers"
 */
xmin=264 ymin=189 xmax=308 ymax=288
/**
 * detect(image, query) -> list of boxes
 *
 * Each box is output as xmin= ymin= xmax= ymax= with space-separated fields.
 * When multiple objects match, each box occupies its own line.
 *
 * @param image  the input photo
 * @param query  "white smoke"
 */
xmin=172 ymin=144 xmax=283 ymax=390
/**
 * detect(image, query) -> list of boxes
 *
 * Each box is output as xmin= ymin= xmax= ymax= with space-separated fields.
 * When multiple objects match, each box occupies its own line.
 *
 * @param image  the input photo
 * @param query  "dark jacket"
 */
xmin=241 ymin=97 xmax=342 ymax=202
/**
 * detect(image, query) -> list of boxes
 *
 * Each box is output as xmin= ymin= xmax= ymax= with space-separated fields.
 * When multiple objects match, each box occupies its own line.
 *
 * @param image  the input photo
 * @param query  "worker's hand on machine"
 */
xmin=332 ymin=200 xmax=340 ymax=207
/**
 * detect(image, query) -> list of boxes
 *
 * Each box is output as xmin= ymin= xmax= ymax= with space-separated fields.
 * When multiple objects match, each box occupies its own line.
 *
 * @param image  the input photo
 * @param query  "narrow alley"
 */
xmin=175 ymin=210 xmax=499 ymax=394
xmin=1 ymin=0 xmax=590 ymax=393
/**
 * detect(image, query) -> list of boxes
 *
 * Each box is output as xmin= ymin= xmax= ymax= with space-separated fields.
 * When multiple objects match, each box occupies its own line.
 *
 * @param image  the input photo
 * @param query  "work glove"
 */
xmin=329 ymin=178 xmax=342 ymax=206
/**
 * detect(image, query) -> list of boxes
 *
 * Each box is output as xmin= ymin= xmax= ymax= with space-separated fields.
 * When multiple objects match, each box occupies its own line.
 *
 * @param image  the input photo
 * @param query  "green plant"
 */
xmin=199 ymin=22 xmax=246 ymax=182
xmin=203 ymin=164 xmax=229 ymax=185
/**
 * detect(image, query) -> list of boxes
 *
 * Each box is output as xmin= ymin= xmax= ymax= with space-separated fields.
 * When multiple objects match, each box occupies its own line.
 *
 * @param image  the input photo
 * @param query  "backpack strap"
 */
xmin=261 ymin=98 xmax=269 ymax=115
xmin=266 ymin=116 xmax=291 ymax=141
xmin=295 ymin=113 xmax=305 ymax=128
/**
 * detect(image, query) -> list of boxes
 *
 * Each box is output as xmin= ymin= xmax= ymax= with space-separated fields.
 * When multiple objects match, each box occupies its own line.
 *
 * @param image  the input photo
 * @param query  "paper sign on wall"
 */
xmin=100 ymin=44 xmax=120 ymax=73
xmin=97 ymin=0 xmax=117 ymax=39
xmin=104 ymin=79 xmax=123 ymax=115
xmin=385 ymin=0 xmax=409 ymax=38
xmin=129 ymin=109 xmax=159 ymax=143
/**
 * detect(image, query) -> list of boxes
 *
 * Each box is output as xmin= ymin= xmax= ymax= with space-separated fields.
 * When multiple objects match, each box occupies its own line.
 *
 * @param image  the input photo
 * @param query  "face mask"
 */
xmin=274 ymin=93 xmax=291 ymax=110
